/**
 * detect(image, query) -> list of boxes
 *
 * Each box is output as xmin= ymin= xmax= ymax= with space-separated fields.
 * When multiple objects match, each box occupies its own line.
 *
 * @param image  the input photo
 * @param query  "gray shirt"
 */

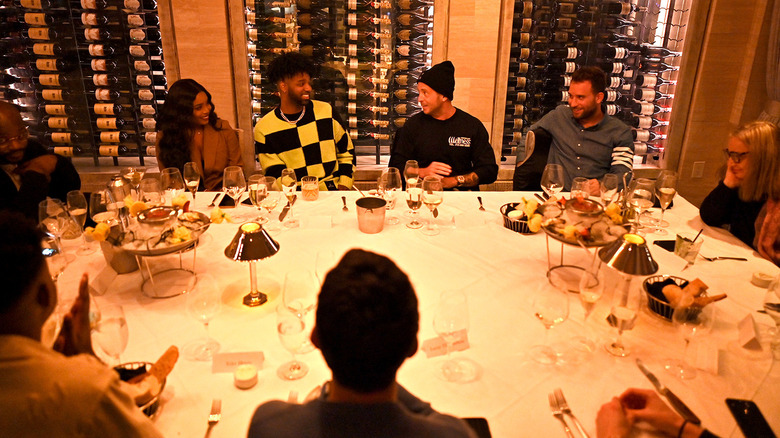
xmin=530 ymin=105 xmax=634 ymax=190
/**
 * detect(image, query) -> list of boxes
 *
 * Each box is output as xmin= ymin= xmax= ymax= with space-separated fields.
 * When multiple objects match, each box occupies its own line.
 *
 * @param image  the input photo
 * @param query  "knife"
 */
xmin=636 ymin=359 xmax=701 ymax=424
xmin=278 ymin=195 xmax=297 ymax=221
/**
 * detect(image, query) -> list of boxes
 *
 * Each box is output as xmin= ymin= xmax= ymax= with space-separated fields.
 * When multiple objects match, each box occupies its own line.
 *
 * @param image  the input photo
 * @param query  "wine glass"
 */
xmin=66 ymin=190 xmax=96 ymax=255
xmin=604 ymin=277 xmax=641 ymax=357
xmin=380 ymin=167 xmax=402 ymax=225
xmin=403 ymin=160 xmax=419 ymax=217
xmin=570 ymin=177 xmax=589 ymax=201
xmin=653 ymin=170 xmax=678 ymax=235
xmin=38 ymin=198 xmax=70 ymax=251
xmin=138 ymin=178 xmax=164 ymax=207
xmin=576 ymin=268 xmax=605 ymax=352
xmin=41 ymin=233 xmax=68 ymax=284
xmin=248 ymin=173 xmax=269 ymax=223
xmin=160 ymin=167 xmax=186 ymax=206
xmin=666 ymin=304 xmax=715 ymax=379
xmin=529 ymin=281 xmax=570 ymax=364
xmin=626 ymin=178 xmax=655 ymax=233
xmin=280 ymin=168 xmax=299 ymax=228
xmin=184 ymin=275 xmax=222 ymax=361
xmin=120 ymin=166 xmax=145 ymax=196
xmin=283 ymin=270 xmax=318 ymax=353
xmin=92 ymin=304 xmax=128 ymax=366
xmin=260 ymin=177 xmax=281 ymax=230
xmin=432 ymin=290 xmax=471 ymax=381
xmin=183 ymin=162 xmax=201 ymax=200
xmin=276 ymin=304 xmax=309 ymax=380
xmin=540 ymin=164 xmax=565 ymax=200
xmin=89 ymin=190 xmax=119 ymax=224
xmin=421 ymin=176 xmax=443 ymax=236
xmin=600 ymin=173 xmax=619 ymax=206
xmin=405 ymin=177 xmax=423 ymax=229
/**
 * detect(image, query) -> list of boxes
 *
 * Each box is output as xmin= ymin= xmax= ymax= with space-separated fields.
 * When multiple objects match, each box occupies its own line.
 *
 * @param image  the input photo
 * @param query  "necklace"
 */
xmin=279 ymin=106 xmax=306 ymax=124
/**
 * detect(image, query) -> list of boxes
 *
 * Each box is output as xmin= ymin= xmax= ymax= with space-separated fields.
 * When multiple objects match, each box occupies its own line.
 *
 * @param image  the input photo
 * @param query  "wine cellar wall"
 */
xmin=0 ymin=0 xmax=167 ymax=165
xmin=244 ymin=0 xmax=433 ymax=164
xmin=503 ymin=0 xmax=690 ymax=169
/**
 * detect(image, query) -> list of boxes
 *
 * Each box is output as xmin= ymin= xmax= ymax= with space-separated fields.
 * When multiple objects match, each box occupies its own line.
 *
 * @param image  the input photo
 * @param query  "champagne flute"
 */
xmin=120 ymin=166 xmax=145 ymax=196
xmin=380 ymin=167 xmax=402 ymax=225
xmin=160 ymin=167 xmax=186 ymax=206
xmin=626 ymin=178 xmax=655 ymax=233
xmin=38 ymin=198 xmax=70 ymax=251
xmin=405 ymin=177 xmax=423 ymax=229
xmin=89 ymin=190 xmax=119 ymax=224
xmin=260 ymin=177 xmax=281 ymax=230
xmin=183 ymin=162 xmax=201 ymax=200
xmin=421 ymin=176 xmax=443 ymax=236
xmin=283 ymin=270 xmax=318 ymax=353
xmin=92 ymin=304 xmax=128 ymax=366
xmin=540 ymin=164 xmax=565 ymax=200
xmin=600 ymin=173 xmax=619 ymax=206
xmin=138 ymin=178 xmax=164 ymax=207
xmin=248 ymin=173 xmax=269 ymax=223
xmin=529 ymin=281 xmax=570 ymax=364
xmin=276 ymin=304 xmax=309 ymax=380
xmin=653 ymin=170 xmax=678 ymax=234
xmin=432 ymin=290 xmax=470 ymax=381
xmin=403 ymin=160 xmax=419 ymax=217
xmin=666 ymin=304 xmax=715 ymax=379
xmin=280 ymin=168 xmax=299 ymax=228
xmin=184 ymin=275 xmax=222 ymax=361
xmin=576 ymin=268 xmax=605 ymax=352
xmin=66 ymin=190 xmax=96 ymax=255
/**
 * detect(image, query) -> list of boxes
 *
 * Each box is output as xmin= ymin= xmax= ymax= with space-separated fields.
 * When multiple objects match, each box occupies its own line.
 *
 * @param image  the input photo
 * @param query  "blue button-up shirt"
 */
xmin=530 ymin=105 xmax=634 ymax=190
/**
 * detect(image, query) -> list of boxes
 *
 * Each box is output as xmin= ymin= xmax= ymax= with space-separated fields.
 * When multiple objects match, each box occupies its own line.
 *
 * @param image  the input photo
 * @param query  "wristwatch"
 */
xmin=456 ymin=175 xmax=465 ymax=186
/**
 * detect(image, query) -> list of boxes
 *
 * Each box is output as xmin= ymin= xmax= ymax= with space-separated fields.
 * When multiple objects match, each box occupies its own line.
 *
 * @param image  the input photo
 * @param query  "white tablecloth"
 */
xmin=56 ymin=191 xmax=780 ymax=438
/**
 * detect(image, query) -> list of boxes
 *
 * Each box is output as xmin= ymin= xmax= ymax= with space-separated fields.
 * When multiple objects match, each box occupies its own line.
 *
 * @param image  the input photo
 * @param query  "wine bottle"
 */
xmin=23 ymin=11 xmax=68 ymax=26
xmin=346 ymin=28 xmax=391 ymax=41
xmin=397 ymin=12 xmax=431 ymax=27
xmin=345 ymin=0 xmax=392 ymax=10
xmin=129 ymin=28 xmax=161 ymax=42
xmin=31 ymin=42 xmax=71 ymax=57
xmin=639 ymin=44 xmax=681 ymax=59
xmin=95 ymin=117 xmax=126 ymax=130
xmin=20 ymin=0 xmax=70 ymax=9
xmin=43 ymin=116 xmax=77 ymax=129
xmin=84 ymin=28 xmax=116 ymax=41
xmin=246 ymin=0 xmax=292 ymax=11
xmin=248 ymin=29 xmax=294 ymax=40
xmin=603 ymin=90 xmax=633 ymax=106
xmin=345 ymin=73 xmax=390 ymax=87
xmin=90 ymin=59 xmax=118 ymax=72
xmin=86 ymin=43 xmax=118 ymax=57
xmin=599 ymin=2 xmax=644 ymax=15
xmin=396 ymin=0 xmax=431 ymax=9
xmin=45 ymin=132 xmax=87 ymax=143
xmin=93 ymin=103 xmax=123 ymax=115
xmin=93 ymin=88 xmax=120 ymax=101
xmin=346 ymin=12 xmax=391 ymax=26
xmin=27 ymin=27 xmax=63 ymax=41
xmin=633 ymin=88 xmax=674 ymax=102
xmin=639 ymin=59 xmax=678 ymax=72
xmin=246 ymin=12 xmax=294 ymax=25
xmin=52 ymin=146 xmax=82 ymax=157
xmin=503 ymin=131 xmax=524 ymax=144
xmin=346 ymin=102 xmax=389 ymax=115
xmin=347 ymin=88 xmax=390 ymax=101
xmin=98 ymin=144 xmax=131 ymax=156
xmin=631 ymin=101 xmax=671 ymax=116
xmin=143 ymin=132 xmax=157 ymax=143
xmin=128 ymin=44 xmax=162 ymax=57
xmin=504 ymin=118 xmax=524 ymax=131
xmin=135 ymin=74 xmax=166 ymax=87
xmin=99 ymin=131 xmax=132 ymax=143
xmin=543 ymin=61 xmax=578 ymax=75
xmin=37 ymin=73 xmax=78 ymax=87
xmin=347 ymin=116 xmax=390 ymax=129
xmin=393 ymin=88 xmax=418 ymax=100
xmin=514 ymin=0 xmax=534 ymax=17
xmin=628 ymin=115 xmax=669 ymax=129
xmin=80 ymin=12 xmax=111 ymax=26
xmin=142 ymin=118 xmax=156 ymax=130
xmin=132 ymin=59 xmax=165 ymax=72
xmin=348 ymin=129 xmax=391 ymax=141
xmin=634 ymin=73 xmax=676 ymax=88
xmin=36 ymin=89 xmax=76 ymax=101
xmin=632 ymin=129 xmax=666 ymax=142
xmin=39 ymin=103 xmax=75 ymax=115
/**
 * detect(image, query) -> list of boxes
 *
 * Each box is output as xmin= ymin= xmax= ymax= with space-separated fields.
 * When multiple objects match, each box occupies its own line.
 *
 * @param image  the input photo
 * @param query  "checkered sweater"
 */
xmin=254 ymin=100 xmax=355 ymax=190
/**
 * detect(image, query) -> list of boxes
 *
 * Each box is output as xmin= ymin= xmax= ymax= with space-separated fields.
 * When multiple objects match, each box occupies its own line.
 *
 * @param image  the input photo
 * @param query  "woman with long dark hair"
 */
xmin=156 ymin=79 xmax=243 ymax=190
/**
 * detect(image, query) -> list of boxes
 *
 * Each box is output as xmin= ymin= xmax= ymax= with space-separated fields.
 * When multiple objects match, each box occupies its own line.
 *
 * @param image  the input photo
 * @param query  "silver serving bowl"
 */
xmin=564 ymin=198 xmax=604 ymax=228
xmin=137 ymin=206 xmax=177 ymax=231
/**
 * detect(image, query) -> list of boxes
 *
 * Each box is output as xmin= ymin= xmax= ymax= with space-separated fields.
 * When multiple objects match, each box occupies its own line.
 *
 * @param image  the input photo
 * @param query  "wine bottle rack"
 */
xmin=504 ymin=0 xmax=690 ymax=169
xmin=0 ymin=0 xmax=167 ymax=166
xmin=243 ymin=0 xmax=433 ymax=164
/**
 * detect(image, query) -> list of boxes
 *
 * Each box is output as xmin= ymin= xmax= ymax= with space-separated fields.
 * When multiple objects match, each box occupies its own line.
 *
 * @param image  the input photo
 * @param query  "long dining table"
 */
xmin=54 ymin=190 xmax=779 ymax=438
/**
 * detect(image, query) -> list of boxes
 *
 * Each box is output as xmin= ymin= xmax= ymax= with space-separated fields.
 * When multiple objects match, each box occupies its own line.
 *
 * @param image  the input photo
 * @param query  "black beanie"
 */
xmin=418 ymin=61 xmax=455 ymax=101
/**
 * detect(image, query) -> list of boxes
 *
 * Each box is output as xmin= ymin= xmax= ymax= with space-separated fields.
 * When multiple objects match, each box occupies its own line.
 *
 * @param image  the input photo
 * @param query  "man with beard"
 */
xmin=254 ymin=53 xmax=354 ymax=190
xmin=0 ymin=101 xmax=80 ymax=219
xmin=528 ymin=66 xmax=634 ymax=193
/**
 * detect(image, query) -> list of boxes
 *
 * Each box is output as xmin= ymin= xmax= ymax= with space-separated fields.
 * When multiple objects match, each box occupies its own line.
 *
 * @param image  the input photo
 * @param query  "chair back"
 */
xmin=512 ymin=128 xmax=552 ymax=191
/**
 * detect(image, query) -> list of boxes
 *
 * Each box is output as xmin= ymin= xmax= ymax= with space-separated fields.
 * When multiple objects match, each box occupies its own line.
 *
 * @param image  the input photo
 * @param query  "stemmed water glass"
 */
xmin=665 ymin=304 xmax=715 ymax=379
xmin=403 ymin=160 xmax=419 ymax=217
xmin=405 ymin=177 xmax=423 ymax=229
xmin=39 ymin=198 xmax=71 ymax=251
xmin=283 ymin=271 xmax=318 ymax=353
xmin=223 ymin=165 xmax=247 ymax=215
xmin=653 ymin=170 xmax=678 ymax=235
xmin=120 ymin=166 xmax=145 ymax=196
xmin=280 ymin=168 xmax=299 ymax=228
xmin=576 ymin=268 xmax=605 ymax=352
xmin=276 ymin=304 xmax=309 ymax=380
xmin=160 ymin=167 xmax=186 ymax=206
xmin=260 ymin=177 xmax=281 ymax=230
xmin=530 ymin=280 xmax=569 ymax=364
xmin=432 ymin=290 xmax=471 ymax=381
xmin=66 ymin=190 xmax=96 ymax=255
xmin=626 ymin=178 xmax=655 ymax=233
xmin=248 ymin=173 xmax=269 ymax=223
xmin=138 ymin=178 xmax=164 ymax=207
xmin=183 ymin=162 xmax=201 ymax=200
xmin=421 ymin=176 xmax=443 ymax=236
xmin=92 ymin=304 xmax=128 ymax=366
xmin=184 ymin=275 xmax=222 ymax=361
xmin=605 ymin=279 xmax=641 ymax=357
xmin=540 ymin=164 xmax=565 ymax=200
xmin=600 ymin=173 xmax=619 ymax=205
xmin=380 ymin=167 xmax=402 ymax=225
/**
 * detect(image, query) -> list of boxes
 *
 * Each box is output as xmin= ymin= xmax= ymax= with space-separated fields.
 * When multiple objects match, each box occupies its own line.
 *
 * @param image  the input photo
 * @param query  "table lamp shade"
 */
xmin=598 ymin=233 xmax=658 ymax=276
xmin=224 ymin=222 xmax=280 ymax=262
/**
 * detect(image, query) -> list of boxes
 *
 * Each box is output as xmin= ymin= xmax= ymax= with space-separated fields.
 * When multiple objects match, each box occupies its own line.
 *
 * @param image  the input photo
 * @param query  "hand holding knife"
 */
xmin=636 ymin=359 xmax=701 ymax=424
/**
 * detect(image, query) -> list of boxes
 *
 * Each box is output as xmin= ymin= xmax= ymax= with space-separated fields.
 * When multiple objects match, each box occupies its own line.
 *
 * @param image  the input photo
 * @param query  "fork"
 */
xmin=554 ymin=388 xmax=590 ymax=438
xmin=341 ymin=196 xmax=348 ymax=212
xmin=477 ymin=196 xmax=486 ymax=211
xmin=699 ymin=255 xmax=748 ymax=262
xmin=204 ymin=399 xmax=221 ymax=438
xmin=548 ymin=393 xmax=575 ymax=438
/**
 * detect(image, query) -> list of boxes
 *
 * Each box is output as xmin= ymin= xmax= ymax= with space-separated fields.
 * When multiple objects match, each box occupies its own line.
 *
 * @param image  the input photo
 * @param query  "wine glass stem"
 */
xmin=615 ymin=329 xmax=624 ymax=349
xmin=657 ymin=209 xmax=666 ymax=229
xmin=203 ymin=321 xmax=210 ymax=339
xmin=681 ymin=338 xmax=690 ymax=366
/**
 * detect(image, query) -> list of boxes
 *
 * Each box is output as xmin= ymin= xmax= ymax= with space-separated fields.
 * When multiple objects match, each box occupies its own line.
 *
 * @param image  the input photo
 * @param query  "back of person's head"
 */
xmin=0 ymin=211 xmax=45 ymax=313
xmin=267 ymin=52 xmax=317 ymax=85
xmin=316 ymin=249 xmax=418 ymax=393
xmin=157 ymin=79 xmax=217 ymax=171
xmin=732 ymin=120 xmax=780 ymax=201
xmin=572 ymin=66 xmax=607 ymax=95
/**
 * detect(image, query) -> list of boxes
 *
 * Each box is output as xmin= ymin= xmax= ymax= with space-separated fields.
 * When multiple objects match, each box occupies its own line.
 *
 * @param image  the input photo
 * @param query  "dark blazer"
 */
xmin=0 ymin=139 xmax=81 ymax=220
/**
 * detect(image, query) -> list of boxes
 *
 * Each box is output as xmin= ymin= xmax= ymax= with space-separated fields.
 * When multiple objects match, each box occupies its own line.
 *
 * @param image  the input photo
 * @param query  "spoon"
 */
xmin=341 ymin=196 xmax=348 ymax=212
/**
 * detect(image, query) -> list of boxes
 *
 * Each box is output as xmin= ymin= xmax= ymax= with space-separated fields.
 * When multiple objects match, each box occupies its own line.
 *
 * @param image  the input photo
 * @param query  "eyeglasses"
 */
xmin=723 ymin=149 xmax=749 ymax=163
xmin=0 ymin=128 xmax=29 ymax=146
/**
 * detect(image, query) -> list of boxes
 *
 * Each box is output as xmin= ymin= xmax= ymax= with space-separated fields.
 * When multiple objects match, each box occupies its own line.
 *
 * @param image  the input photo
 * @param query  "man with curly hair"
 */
xmin=254 ymin=53 xmax=354 ymax=190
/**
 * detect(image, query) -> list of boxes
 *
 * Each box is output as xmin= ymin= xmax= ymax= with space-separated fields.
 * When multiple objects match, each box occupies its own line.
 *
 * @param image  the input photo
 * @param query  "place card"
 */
xmin=212 ymin=351 xmax=264 ymax=373
xmin=421 ymin=330 xmax=469 ymax=358
xmin=737 ymin=314 xmax=762 ymax=350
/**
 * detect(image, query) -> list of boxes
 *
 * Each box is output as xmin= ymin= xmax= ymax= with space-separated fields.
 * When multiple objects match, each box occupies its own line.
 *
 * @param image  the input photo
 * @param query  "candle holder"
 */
xmin=224 ymin=222 xmax=280 ymax=307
